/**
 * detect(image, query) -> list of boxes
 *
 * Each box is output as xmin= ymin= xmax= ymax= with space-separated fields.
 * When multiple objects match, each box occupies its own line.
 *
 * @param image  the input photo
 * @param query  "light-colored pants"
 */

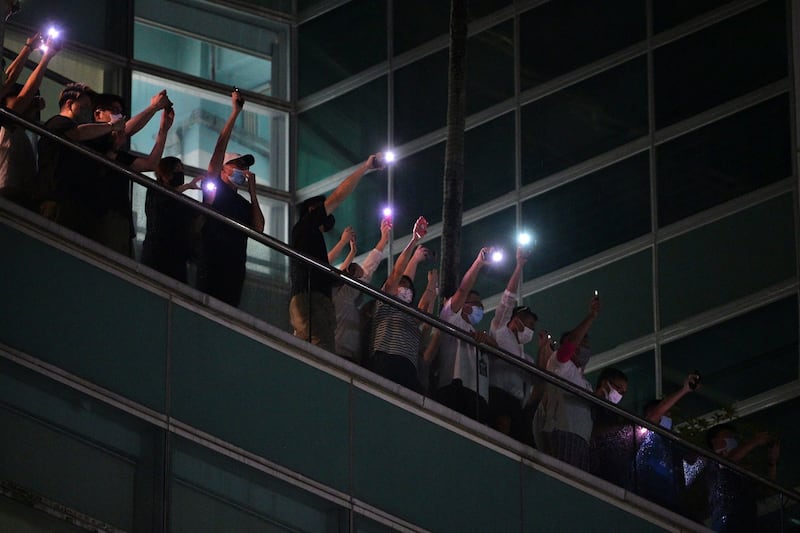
xmin=289 ymin=292 xmax=336 ymax=353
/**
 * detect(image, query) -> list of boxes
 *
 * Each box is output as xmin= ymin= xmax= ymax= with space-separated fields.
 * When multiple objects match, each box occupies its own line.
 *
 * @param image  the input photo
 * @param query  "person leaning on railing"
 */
xmin=0 ymin=31 xmax=58 ymax=208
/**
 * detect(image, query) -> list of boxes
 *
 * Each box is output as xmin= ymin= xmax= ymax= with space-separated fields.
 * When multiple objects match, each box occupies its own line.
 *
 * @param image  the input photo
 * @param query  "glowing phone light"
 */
xmin=491 ymin=250 xmax=504 ymax=263
xmin=384 ymin=151 xmax=396 ymax=163
xmin=517 ymin=232 xmax=532 ymax=246
xmin=382 ymin=206 xmax=393 ymax=219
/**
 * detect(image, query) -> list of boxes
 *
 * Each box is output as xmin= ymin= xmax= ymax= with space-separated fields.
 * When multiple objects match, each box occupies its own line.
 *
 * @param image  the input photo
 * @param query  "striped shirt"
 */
xmin=371 ymin=300 xmax=421 ymax=369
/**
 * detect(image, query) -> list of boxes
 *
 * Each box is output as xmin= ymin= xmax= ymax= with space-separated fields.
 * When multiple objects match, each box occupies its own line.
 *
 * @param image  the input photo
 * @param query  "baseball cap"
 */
xmin=224 ymin=152 xmax=255 ymax=167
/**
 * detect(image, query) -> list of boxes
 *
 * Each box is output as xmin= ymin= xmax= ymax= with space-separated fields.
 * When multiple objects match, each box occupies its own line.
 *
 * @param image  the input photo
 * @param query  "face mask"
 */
xmin=516 ymin=325 xmax=534 ymax=345
xmin=468 ymin=306 xmax=484 ymax=325
xmin=397 ymin=287 xmax=413 ymax=304
xmin=606 ymin=385 xmax=623 ymax=405
xmin=574 ymin=346 xmax=592 ymax=368
xmin=715 ymin=437 xmax=738 ymax=455
xmin=109 ymin=113 xmax=124 ymax=121
xmin=169 ymin=171 xmax=185 ymax=188
xmin=659 ymin=416 xmax=673 ymax=430
xmin=321 ymin=214 xmax=336 ymax=232
xmin=230 ymin=168 xmax=247 ymax=186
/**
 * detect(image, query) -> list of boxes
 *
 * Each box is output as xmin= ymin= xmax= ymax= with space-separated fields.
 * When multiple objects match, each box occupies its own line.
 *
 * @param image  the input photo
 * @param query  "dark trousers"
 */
xmin=435 ymin=379 xmax=488 ymax=423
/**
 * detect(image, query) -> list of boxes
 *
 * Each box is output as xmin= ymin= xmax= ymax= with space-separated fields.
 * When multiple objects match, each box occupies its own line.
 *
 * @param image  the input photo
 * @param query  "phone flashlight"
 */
xmin=491 ymin=250 xmax=504 ymax=263
xmin=39 ymin=26 xmax=60 ymax=52
xmin=517 ymin=232 xmax=532 ymax=246
xmin=384 ymin=150 xmax=396 ymax=163
xmin=594 ymin=289 xmax=599 ymax=298
xmin=204 ymin=181 xmax=216 ymax=192
xmin=382 ymin=206 xmax=393 ymax=219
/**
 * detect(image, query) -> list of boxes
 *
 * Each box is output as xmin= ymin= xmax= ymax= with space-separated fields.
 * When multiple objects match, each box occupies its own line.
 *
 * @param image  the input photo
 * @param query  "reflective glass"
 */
xmin=298 ymin=0 xmax=387 ymax=98
xmin=658 ymin=194 xmax=797 ymax=326
xmin=170 ymin=437 xmax=348 ymax=532
xmin=657 ymin=95 xmax=791 ymax=226
xmin=661 ymin=296 xmax=799 ymax=420
xmin=519 ymin=0 xmax=645 ymax=90
xmin=465 ymin=21 xmax=514 ymax=115
xmin=654 ymin=0 xmax=787 ymax=127
xmin=297 ymin=77 xmax=388 ymax=189
xmin=520 ymin=153 xmax=651 ymax=278
xmin=521 ymin=57 xmax=648 ymax=184
xmin=653 ymin=0 xmax=736 ymax=33
xmin=135 ymin=0 xmax=288 ymax=99
xmin=522 ymin=250 xmax=654 ymax=356
xmin=131 ymin=71 xmax=288 ymax=191
xmin=9 ymin=0 xmax=129 ymax=55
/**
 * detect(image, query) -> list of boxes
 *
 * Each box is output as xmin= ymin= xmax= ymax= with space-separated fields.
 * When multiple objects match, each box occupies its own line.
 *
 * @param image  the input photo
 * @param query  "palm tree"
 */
xmin=440 ymin=0 xmax=468 ymax=299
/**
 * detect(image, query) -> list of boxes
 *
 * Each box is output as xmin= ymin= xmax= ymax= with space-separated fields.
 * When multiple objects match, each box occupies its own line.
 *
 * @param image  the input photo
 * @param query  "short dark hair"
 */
xmin=511 ymin=305 xmax=538 ymax=323
xmin=706 ymin=423 xmax=737 ymax=449
xmin=157 ymin=156 xmax=182 ymax=181
xmin=597 ymin=367 xmax=627 ymax=388
xmin=92 ymin=92 xmax=125 ymax=114
xmin=298 ymin=195 xmax=325 ymax=218
xmin=58 ymin=82 xmax=94 ymax=108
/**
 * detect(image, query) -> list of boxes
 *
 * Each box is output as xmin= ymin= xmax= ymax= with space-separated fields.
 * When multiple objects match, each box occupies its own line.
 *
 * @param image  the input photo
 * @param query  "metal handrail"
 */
xmin=2 ymin=106 xmax=798 ymax=504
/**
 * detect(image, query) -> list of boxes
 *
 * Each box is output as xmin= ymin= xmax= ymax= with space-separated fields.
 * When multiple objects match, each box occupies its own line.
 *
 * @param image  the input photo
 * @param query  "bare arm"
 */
xmin=328 ymin=226 xmax=354 ymax=263
xmin=7 ymin=42 xmax=57 ymax=113
xmin=382 ymin=217 xmax=427 ymax=295
xmin=417 ymin=269 xmax=439 ymax=313
xmin=449 ymin=247 xmax=490 ymax=314
xmin=324 ymin=154 xmax=380 ymax=214
xmin=556 ymin=296 xmax=601 ymax=362
xmin=645 ymin=373 xmax=697 ymax=423
xmin=130 ymin=108 xmax=173 ymax=172
xmin=402 ymin=245 xmax=432 ymax=282
xmin=64 ymin=117 xmax=125 ymax=142
xmin=245 ymin=170 xmax=265 ymax=232
xmin=490 ymin=247 xmax=528 ymax=331
xmin=207 ymin=90 xmax=244 ymax=179
xmin=3 ymin=33 xmax=38 ymax=93
xmin=339 ymin=235 xmax=357 ymax=272
xmin=125 ymin=90 xmax=171 ymax=137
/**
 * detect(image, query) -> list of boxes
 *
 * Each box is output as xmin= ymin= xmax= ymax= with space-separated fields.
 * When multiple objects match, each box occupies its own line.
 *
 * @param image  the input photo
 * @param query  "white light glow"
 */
xmin=382 ymin=207 xmax=393 ymax=218
xmin=491 ymin=250 xmax=504 ymax=263
xmin=517 ymin=232 xmax=532 ymax=246
xmin=384 ymin=151 xmax=396 ymax=163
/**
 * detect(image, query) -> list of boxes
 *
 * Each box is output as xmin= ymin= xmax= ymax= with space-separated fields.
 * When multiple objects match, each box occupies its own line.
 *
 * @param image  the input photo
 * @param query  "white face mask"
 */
xmin=715 ymin=437 xmax=738 ymax=455
xmin=397 ymin=287 xmax=413 ymax=304
xmin=659 ymin=416 xmax=673 ymax=430
xmin=606 ymin=385 xmax=623 ymax=405
xmin=468 ymin=306 xmax=484 ymax=325
xmin=516 ymin=325 xmax=534 ymax=345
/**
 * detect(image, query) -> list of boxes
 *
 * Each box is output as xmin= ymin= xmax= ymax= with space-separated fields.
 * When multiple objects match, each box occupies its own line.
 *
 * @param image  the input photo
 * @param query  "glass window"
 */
xmin=519 ymin=0 xmax=645 ymax=90
xmin=653 ymin=0 xmax=736 ymax=33
xmin=131 ymin=72 xmax=288 ymax=191
xmin=134 ymin=0 xmax=288 ymax=99
xmin=654 ymin=0 xmax=787 ymax=128
xmin=656 ymin=95 xmax=791 ymax=227
xmin=466 ymin=21 xmax=514 ymax=115
xmin=660 ymin=296 xmax=799 ymax=420
xmin=523 ymin=251 xmax=654 ymax=355
xmin=521 ymin=153 xmax=651 ymax=278
xmin=9 ymin=0 xmax=129 ymax=55
xmin=393 ymin=49 xmax=448 ymax=146
xmin=658 ymin=194 xmax=797 ymax=326
xmin=297 ymin=76 xmax=388 ymax=189
xmin=298 ymin=0 xmax=387 ymax=98
xmin=521 ymin=57 xmax=648 ymax=185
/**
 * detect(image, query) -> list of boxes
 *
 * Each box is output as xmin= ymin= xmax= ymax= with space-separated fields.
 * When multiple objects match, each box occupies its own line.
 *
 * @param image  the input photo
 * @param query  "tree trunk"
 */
xmin=440 ymin=0 xmax=468 ymax=299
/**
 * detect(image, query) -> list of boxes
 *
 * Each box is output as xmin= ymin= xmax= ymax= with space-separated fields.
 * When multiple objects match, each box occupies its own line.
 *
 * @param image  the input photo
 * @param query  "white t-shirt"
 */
xmin=437 ymin=299 xmax=490 ymax=400
xmin=489 ymin=290 xmax=535 ymax=401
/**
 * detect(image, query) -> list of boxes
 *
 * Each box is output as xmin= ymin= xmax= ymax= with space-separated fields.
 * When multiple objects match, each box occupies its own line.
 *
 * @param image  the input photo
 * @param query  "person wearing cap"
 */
xmin=196 ymin=89 xmax=264 ymax=306
xmin=484 ymin=246 xmax=539 ymax=439
xmin=532 ymin=295 xmax=601 ymax=470
xmin=289 ymin=153 xmax=382 ymax=352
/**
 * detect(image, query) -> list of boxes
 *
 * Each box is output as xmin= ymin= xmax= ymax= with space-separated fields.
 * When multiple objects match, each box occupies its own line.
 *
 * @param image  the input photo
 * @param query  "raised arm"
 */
xmin=339 ymin=233 xmax=357 ymax=272
xmin=130 ymin=107 xmax=174 ymax=172
xmin=2 ymin=33 xmax=39 ymax=95
xmin=645 ymin=372 xmax=698 ymax=423
xmin=359 ymin=219 xmax=391 ymax=282
xmin=448 ymin=247 xmax=491 ymax=314
xmin=490 ymin=247 xmax=528 ymax=331
xmin=402 ymin=245 xmax=432 ymax=282
xmin=7 ymin=37 xmax=58 ymax=113
xmin=328 ymin=226 xmax=354 ymax=263
xmin=556 ymin=296 xmax=601 ymax=363
xmin=244 ymin=168 xmax=265 ymax=232
xmin=382 ymin=217 xmax=427 ymax=295
xmin=418 ymin=268 xmax=439 ymax=313
xmin=66 ymin=116 xmax=126 ymax=142
xmin=125 ymin=90 xmax=172 ymax=137
xmin=207 ymin=90 xmax=244 ymax=179
xmin=324 ymin=153 xmax=380 ymax=215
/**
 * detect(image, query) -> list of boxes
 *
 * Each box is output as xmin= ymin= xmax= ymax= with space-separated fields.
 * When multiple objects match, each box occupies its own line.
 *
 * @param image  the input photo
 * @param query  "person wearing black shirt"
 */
xmin=197 ymin=90 xmax=265 ymax=306
xmin=289 ymin=153 xmax=381 ymax=352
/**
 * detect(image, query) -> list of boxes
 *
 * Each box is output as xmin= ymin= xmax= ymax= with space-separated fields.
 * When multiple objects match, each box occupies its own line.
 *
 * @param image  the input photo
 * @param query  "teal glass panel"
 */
xmin=135 ymin=0 xmax=288 ymax=99
xmin=658 ymin=194 xmax=797 ymax=325
xmin=351 ymin=388 xmax=521 ymax=531
xmin=653 ymin=0 xmax=735 ymax=33
xmin=521 ymin=57 xmax=648 ymax=184
xmin=521 ymin=153 xmax=651 ymax=278
xmin=169 ymin=305 xmax=351 ymax=492
xmin=131 ymin=72 xmax=287 ymax=190
xmin=297 ymin=77 xmax=388 ymax=189
xmin=298 ymin=0 xmax=386 ymax=98
xmin=654 ymin=0 xmax=787 ymax=127
xmin=0 ymin=223 xmax=167 ymax=411
xmin=657 ymin=95 xmax=791 ymax=226
xmin=0 ymin=358 xmax=163 ymax=531
xmin=465 ymin=21 xmax=514 ymax=115
xmin=170 ymin=437 xmax=348 ymax=532
xmin=519 ymin=0 xmax=645 ymax=90
xmin=586 ymin=350 xmax=656 ymax=417
xmin=10 ymin=0 xmax=129 ymax=55
xmin=523 ymin=250 xmax=654 ymax=355
xmin=661 ymin=296 xmax=799 ymax=420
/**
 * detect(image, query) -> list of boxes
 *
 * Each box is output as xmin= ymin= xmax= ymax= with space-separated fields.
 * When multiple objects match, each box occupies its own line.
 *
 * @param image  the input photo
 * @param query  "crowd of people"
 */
xmin=0 ymin=26 xmax=786 ymax=533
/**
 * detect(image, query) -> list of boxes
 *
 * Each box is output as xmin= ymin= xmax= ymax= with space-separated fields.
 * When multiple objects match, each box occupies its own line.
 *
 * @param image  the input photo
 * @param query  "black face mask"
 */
xmin=322 ymin=214 xmax=336 ymax=232
xmin=169 ymin=171 xmax=185 ymax=188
